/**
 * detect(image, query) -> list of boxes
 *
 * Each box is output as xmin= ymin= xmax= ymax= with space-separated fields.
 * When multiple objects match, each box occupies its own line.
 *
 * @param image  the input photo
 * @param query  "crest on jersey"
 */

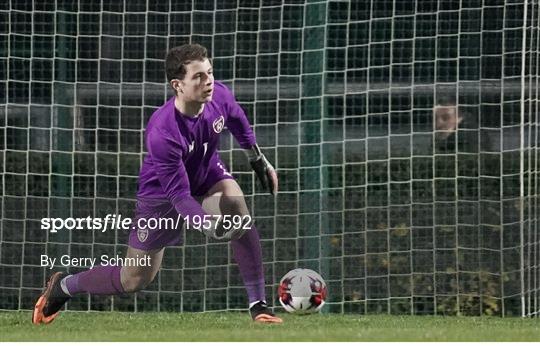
xmin=213 ymin=115 xmax=225 ymax=133
xmin=137 ymin=228 xmax=149 ymax=243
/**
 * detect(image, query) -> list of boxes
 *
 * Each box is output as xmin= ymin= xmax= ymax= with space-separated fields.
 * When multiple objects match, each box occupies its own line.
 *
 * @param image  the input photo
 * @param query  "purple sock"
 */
xmin=65 ymin=265 xmax=125 ymax=296
xmin=231 ymin=226 xmax=265 ymax=304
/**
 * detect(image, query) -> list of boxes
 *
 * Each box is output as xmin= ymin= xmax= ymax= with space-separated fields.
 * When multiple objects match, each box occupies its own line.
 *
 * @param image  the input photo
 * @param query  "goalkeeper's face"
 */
xmin=178 ymin=58 xmax=214 ymax=103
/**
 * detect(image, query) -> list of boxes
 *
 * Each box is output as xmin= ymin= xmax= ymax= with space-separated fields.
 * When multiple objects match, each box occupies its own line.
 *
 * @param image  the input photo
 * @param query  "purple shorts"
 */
xmin=128 ymin=159 xmax=234 ymax=250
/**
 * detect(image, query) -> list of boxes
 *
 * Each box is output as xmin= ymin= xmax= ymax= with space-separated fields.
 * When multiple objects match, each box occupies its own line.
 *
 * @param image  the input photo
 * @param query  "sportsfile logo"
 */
xmin=40 ymin=214 xmax=253 ymax=234
xmin=40 ymin=214 xmax=185 ymax=233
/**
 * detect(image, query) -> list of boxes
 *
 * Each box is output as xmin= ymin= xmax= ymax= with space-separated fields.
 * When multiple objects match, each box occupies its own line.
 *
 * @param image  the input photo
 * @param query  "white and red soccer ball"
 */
xmin=278 ymin=268 xmax=328 ymax=313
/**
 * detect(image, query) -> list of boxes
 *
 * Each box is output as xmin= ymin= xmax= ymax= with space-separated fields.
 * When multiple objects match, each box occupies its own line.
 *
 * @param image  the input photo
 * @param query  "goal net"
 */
xmin=1 ymin=0 xmax=538 ymax=317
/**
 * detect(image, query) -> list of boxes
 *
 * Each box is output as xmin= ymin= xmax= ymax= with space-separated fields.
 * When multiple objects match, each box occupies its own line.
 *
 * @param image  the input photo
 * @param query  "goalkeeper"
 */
xmin=33 ymin=44 xmax=282 ymax=324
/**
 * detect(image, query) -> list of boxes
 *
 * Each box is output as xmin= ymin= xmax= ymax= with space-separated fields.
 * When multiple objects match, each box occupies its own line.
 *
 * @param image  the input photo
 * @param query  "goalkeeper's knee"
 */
xmin=193 ymin=216 xmax=254 ymax=241
xmin=213 ymin=216 xmax=253 ymax=241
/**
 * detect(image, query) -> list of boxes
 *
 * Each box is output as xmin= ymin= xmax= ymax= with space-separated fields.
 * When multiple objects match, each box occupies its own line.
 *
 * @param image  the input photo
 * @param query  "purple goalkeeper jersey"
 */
xmin=137 ymin=80 xmax=257 ymax=219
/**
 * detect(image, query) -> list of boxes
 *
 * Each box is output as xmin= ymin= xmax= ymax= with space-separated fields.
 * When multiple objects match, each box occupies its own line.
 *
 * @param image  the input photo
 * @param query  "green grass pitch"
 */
xmin=1 ymin=311 xmax=539 ymax=341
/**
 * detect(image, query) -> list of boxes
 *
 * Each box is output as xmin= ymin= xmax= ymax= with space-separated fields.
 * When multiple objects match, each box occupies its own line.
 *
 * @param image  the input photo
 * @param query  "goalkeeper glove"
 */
xmin=245 ymin=144 xmax=278 ymax=195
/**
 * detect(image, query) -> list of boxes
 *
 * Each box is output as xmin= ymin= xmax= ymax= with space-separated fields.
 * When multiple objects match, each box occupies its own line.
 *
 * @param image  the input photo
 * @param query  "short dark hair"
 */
xmin=165 ymin=44 xmax=209 ymax=82
xmin=435 ymin=84 xmax=457 ymax=106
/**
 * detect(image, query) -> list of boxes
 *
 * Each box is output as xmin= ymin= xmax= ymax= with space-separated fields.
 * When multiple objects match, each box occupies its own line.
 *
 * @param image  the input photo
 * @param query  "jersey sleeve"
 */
xmin=221 ymin=85 xmax=257 ymax=149
xmin=146 ymin=128 xmax=207 ymax=219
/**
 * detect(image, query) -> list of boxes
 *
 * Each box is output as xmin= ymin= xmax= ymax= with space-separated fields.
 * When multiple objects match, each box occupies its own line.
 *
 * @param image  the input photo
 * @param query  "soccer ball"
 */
xmin=278 ymin=268 xmax=327 ymax=313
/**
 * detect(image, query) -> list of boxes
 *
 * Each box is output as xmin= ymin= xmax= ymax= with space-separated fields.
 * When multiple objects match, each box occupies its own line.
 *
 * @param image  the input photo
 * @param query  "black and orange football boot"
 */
xmin=249 ymin=301 xmax=283 ymax=324
xmin=32 ymin=272 xmax=71 ymax=325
